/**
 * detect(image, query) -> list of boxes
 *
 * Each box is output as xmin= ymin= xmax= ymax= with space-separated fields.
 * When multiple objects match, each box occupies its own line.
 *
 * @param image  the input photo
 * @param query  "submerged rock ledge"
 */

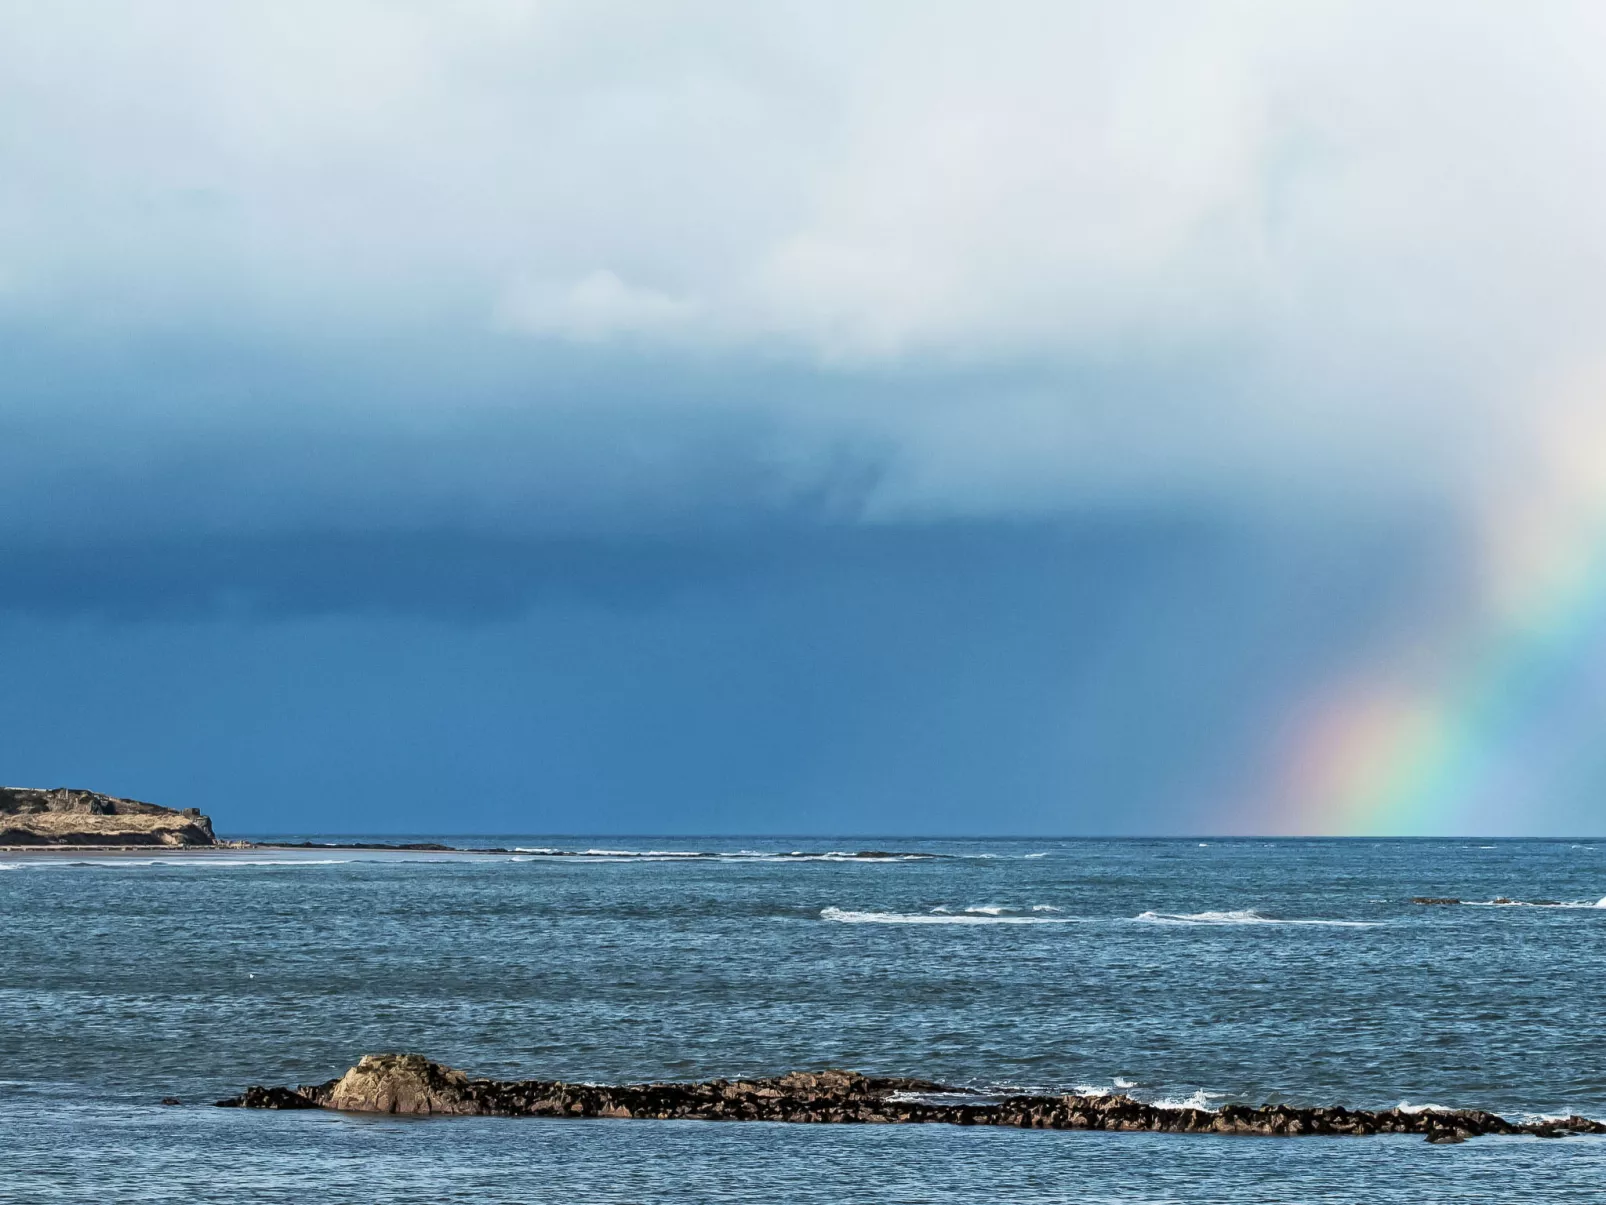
xmin=216 ymin=1054 xmax=1606 ymax=1144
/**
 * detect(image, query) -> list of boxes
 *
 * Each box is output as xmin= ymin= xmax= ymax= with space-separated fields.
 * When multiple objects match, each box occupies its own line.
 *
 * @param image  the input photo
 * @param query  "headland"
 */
xmin=0 ymin=786 xmax=219 ymax=849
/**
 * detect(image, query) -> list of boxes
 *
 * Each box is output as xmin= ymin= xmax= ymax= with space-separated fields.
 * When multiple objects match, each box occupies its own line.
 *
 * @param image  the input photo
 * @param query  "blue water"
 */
xmin=3 ymin=837 xmax=1604 ymax=1202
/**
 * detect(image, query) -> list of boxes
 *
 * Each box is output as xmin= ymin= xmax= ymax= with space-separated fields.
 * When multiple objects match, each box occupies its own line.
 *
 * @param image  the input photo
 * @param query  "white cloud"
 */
xmin=499 ymin=270 xmax=701 ymax=342
xmin=4 ymin=0 xmax=1606 ymax=515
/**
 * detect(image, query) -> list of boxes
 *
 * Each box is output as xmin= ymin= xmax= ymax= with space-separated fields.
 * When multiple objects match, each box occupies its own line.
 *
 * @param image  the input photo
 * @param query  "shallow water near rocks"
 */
xmin=3 ymin=837 xmax=1604 ymax=1202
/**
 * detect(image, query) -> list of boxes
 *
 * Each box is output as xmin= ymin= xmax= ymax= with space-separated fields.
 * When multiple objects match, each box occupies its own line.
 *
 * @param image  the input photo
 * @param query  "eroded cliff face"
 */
xmin=0 ymin=787 xmax=217 ymax=846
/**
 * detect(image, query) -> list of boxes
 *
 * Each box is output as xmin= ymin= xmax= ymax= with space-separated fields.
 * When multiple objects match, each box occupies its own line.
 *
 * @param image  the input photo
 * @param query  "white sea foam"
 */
xmin=509 ymin=847 xmax=932 ymax=862
xmin=1461 ymin=898 xmax=1606 ymax=909
xmin=189 ymin=858 xmax=356 ymax=866
xmin=763 ymin=851 xmax=930 ymax=862
xmin=511 ymin=847 xmax=715 ymax=859
xmin=1112 ymin=1076 xmax=1137 ymax=1088
xmin=1031 ymin=904 xmax=1062 ymax=913
xmin=584 ymin=848 xmax=697 ymax=861
xmin=1515 ymin=1110 xmax=1606 ymax=1127
xmin=820 ymin=906 xmax=1079 ymax=925
xmin=1133 ymin=909 xmax=1376 ymax=927
xmin=1023 ymin=852 xmax=1050 ymax=858
xmin=1149 ymin=1089 xmax=1225 ymax=1111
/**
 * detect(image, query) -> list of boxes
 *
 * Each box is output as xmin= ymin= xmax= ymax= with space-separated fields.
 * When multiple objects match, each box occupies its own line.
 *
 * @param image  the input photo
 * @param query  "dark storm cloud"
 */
xmin=4 ymin=1 xmax=1585 ymax=833
xmin=0 ymin=522 xmax=1131 ymax=622
xmin=0 ymin=511 xmax=1463 ymax=834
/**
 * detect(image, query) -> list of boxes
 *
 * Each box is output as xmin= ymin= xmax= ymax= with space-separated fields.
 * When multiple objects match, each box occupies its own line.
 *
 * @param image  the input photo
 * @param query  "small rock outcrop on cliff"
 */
xmin=215 ymin=1054 xmax=1606 ymax=1143
xmin=0 ymin=786 xmax=217 ymax=847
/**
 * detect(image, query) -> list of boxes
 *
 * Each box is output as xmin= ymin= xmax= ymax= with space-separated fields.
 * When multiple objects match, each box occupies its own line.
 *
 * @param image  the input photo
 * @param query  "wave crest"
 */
xmin=1134 ymin=909 xmax=1376 ymax=928
xmin=510 ymin=848 xmax=936 ymax=862
xmin=820 ymin=906 xmax=1079 ymax=926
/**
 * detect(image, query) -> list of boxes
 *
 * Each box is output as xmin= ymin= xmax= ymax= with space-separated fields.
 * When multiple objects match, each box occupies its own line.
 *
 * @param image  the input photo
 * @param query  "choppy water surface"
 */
xmin=3 ymin=837 xmax=1603 ymax=1202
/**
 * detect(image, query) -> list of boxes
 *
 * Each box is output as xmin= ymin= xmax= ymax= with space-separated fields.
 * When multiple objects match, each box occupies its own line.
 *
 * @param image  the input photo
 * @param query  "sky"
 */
xmin=5 ymin=2 xmax=1606 ymax=835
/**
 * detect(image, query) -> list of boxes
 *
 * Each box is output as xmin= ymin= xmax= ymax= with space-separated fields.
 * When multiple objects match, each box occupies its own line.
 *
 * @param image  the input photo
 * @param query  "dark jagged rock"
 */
xmin=1411 ymin=897 xmax=1462 ymax=905
xmin=263 ymin=841 xmax=461 ymax=852
xmin=216 ymin=1085 xmax=325 ymax=1110
xmin=215 ymin=1054 xmax=1606 ymax=1143
xmin=0 ymin=786 xmax=217 ymax=847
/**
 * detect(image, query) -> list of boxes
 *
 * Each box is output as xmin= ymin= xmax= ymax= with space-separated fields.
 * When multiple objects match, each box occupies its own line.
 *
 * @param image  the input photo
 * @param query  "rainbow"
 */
xmin=1273 ymin=395 xmax=1606 ymax=836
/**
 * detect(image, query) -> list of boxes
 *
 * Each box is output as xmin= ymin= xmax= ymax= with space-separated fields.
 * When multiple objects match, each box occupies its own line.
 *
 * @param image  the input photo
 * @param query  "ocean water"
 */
xmin=2 ymin=837 xmax=1604 ymax=1203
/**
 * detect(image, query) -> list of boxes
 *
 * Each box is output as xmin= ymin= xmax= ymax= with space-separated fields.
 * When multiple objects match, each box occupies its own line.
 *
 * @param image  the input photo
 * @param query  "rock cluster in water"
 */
xmin=0 ymin=786 xmax=216 ymax=847
xmin=216 ymin=1054 xmax=1606 ymax=1144
xmin=1410 ymin=896 xmax=1569 ymax=907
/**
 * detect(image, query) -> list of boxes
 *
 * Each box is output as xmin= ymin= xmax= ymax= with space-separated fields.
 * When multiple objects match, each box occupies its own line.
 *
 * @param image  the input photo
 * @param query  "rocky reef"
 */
xmin=216 ymin=1054 xmax=1606 ymax=1143
xmin=0 ymin=786 xmax=216 ymax=847
xmin=1411 ymin=896 xmax=1575 ymax=907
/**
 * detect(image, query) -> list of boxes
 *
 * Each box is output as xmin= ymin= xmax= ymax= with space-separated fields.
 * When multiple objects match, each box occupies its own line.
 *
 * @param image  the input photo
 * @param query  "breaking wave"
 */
xmin=1133 ymin=909 xmax=1377 ymax=928
xmin=1148 ymin=1089 xmax=1227 ymax=1112
xmin=178 ymin=858 xmax=359 ymax=867
xmin=512 ymin=848 xmax=937 ymax=862
xmin=820 ymin=906 xmax=1080 ymax=925
xmin=1419 ymin=897 xmax=1606 ymax=909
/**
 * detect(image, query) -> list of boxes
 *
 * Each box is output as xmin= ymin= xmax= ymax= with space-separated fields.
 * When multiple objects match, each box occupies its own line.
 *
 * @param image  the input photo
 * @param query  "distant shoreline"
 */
xmin=0 ymin=841 xmax=929 ymax=856
xmin=0 ymin=840 xmax=510 ymax=855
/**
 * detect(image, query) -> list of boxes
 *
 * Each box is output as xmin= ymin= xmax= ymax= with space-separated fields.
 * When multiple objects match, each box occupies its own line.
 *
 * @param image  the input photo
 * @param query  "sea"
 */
xmin=2 ymin=837 xmax=1604 ymax=1203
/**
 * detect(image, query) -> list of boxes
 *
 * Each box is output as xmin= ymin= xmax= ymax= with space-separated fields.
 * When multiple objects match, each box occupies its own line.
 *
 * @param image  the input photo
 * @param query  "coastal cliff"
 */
xmin=218 ymin=1054 xmax=1606 ymax=1144
xmin=0 ymin=786 xmax=217 ymax=847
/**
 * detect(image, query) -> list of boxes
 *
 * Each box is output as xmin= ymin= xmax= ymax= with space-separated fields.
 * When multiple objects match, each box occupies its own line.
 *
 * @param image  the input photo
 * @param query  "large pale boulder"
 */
xmin=325 ymin=1053 xmax=475 ymax=1114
